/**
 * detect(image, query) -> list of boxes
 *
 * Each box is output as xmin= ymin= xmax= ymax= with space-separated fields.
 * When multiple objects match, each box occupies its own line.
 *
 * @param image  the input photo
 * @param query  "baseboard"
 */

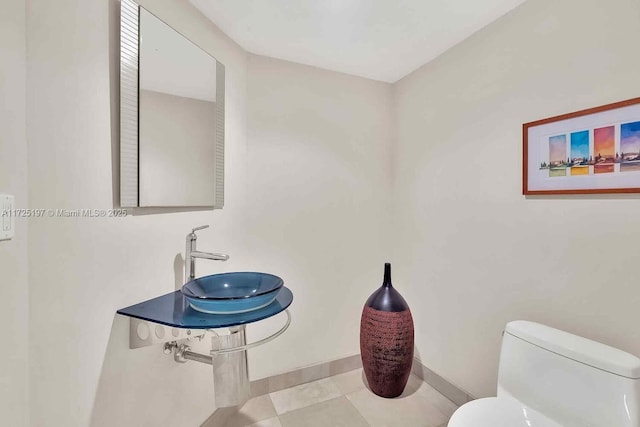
xmin=203 ymin=354 xmax=474 ymax=426
xmin=202 ymin=355 xmax=363 ymax=427
xmin=411 ymin=357 xmax=475 ymax=406
xmin=249 ymin=354 xmax=474 ymax=406
xmin=249 ymin=354 xmax=362 ymax=397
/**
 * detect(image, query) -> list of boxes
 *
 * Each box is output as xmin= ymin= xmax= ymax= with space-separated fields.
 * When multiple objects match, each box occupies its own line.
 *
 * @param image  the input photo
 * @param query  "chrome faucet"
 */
xmin=185 ymin=225 xmax=229 ymax=281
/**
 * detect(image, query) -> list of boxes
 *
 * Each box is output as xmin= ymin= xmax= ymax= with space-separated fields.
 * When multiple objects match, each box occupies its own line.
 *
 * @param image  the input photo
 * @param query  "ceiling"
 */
xmin=140 ymin=8 xmax=217 ymax=101
xmin=191 ymin=0 xmax=526 ymax=83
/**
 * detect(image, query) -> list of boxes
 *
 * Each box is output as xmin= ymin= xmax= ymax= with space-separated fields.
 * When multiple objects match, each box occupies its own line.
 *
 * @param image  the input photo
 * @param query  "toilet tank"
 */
xmin=497 ymin=321 xmax=640 ymax=427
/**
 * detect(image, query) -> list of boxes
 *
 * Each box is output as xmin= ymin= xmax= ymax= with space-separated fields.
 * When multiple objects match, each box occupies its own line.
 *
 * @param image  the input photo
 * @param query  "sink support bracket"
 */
xmin=161 ymin=309 xmax=291 ymax=407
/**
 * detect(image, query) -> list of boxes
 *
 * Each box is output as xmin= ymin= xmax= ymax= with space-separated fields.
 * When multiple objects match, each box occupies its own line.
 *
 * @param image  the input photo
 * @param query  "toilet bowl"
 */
xmin=448 ymin=321 xmax=640 ymax=427
xmin=449 ymin=397 xmax=561 ymax=426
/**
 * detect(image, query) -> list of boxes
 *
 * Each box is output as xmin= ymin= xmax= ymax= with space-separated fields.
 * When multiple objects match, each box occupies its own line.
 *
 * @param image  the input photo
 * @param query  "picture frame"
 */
xmin=523 ymin=97 xmax=640 ymax=195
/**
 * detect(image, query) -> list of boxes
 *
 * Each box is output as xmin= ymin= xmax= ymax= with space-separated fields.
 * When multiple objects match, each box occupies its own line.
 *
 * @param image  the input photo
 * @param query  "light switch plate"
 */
xmin=0 ymin=195 xmax=14 ymax=241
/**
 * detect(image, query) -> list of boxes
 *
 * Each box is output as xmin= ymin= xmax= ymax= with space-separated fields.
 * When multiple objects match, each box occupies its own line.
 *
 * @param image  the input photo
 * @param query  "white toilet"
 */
xmin=449 ymin=321 xmax=640 ymax=426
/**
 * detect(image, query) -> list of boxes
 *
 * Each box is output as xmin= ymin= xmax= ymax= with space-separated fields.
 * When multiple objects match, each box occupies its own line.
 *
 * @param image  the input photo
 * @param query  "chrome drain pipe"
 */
xmin=164 ymin=342 xmax=213 ymax=365
xmin=162 ymin=310 xmax=291 ymax=408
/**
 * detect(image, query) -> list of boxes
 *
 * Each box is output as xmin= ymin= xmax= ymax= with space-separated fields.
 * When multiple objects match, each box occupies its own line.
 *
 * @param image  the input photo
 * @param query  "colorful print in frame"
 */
xmin=523 ymin=97 xmax=640 ymax=194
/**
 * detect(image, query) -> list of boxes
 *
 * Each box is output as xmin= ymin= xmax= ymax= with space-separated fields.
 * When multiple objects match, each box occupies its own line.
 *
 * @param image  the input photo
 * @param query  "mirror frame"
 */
xmin=120 ymin=0 xmax=225 ymax=208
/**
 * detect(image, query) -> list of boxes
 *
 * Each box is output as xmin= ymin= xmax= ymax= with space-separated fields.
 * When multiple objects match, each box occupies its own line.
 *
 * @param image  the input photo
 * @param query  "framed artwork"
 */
xmin=523 ymin=97 xmax=640 ymax=195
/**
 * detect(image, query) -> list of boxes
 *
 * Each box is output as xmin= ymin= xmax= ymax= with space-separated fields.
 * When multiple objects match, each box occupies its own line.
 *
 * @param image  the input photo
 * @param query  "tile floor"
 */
xmin=221 ymin=369 xmax=457 ymax=427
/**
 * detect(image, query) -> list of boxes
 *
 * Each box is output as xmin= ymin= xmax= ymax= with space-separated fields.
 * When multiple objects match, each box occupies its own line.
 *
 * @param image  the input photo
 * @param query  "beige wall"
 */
xmin=27 ymin=0 xmax=248 ymax=425
xmin=245 ymin=54 xmax=393 ymax=379
xmin=26 ymin=0 xmax=392 ymax=425
xmin=22 ymin=0 xmax=640 ymax=424
xmin=0 ymin=0 xmax=29 ymax=425
xmin=393 ymin=0 xmax=640 ymax=398
xmin=139 ymin=90 xmax=216 ymax=206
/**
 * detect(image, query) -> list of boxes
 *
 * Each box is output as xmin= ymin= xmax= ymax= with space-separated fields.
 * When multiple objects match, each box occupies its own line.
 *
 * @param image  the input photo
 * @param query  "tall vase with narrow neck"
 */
xmin=360 ymin=263 xmax=414 ymax=398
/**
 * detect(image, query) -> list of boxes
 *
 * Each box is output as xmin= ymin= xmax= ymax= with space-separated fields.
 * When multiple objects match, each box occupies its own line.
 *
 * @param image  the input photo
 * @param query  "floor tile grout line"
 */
xmin=343 ymin=393 xmax=373 ymax=427
xmin=244 ymin=372 xmax=454 ymax=427
xmin=277 ymin=396 xmax=371 ymax=427
xmin=269 ymin=377 xmax=344 ymax=416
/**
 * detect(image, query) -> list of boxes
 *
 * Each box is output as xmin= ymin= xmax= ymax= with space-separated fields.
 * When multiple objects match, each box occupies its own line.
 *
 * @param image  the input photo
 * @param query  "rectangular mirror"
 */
xmin=120 ymin=0 xmax=225 ymax=208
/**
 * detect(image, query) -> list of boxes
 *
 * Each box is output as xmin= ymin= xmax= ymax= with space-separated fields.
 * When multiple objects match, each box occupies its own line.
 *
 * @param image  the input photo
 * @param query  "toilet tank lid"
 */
xmin=505 ymin=321 xmax=640 ymax=379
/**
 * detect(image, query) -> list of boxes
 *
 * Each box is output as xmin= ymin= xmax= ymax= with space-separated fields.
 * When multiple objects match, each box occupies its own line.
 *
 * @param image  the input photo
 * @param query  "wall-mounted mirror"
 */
xmin=120 ymin=0 xmax=225 ymax=208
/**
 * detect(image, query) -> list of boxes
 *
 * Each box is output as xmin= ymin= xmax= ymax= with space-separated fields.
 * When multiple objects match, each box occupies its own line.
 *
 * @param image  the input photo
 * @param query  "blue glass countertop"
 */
xmin=117 ymin=287 xmax=293 ymax=329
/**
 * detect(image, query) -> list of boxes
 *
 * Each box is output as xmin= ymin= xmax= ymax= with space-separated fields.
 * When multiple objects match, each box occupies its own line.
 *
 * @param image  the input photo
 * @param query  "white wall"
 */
xmin=27 ymin=0 xmax=248 ymax=426
xmin=139 ymin=90 xmax=216 ymax=206
xmin=244 ymin=54 xmax=393 ymax=379
xmin=0 ymin=0 xmax=29 ymax=425
xmin=393 ymin=0 xmax=640 ymax=398
xmin=26 ymin=1 xmax=392 ymax=426
xmin=25 ymin=0 xmax=640 ymax=423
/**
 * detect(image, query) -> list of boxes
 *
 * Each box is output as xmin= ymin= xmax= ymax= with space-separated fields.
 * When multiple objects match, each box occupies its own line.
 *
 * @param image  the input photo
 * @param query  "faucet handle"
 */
xmin=192 ymin=225 xmax=210 ymax=234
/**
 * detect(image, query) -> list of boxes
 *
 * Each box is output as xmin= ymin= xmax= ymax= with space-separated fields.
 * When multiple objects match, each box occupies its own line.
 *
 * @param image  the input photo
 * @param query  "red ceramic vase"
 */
xmin=360 ymin=263 xmax=414 ymax=398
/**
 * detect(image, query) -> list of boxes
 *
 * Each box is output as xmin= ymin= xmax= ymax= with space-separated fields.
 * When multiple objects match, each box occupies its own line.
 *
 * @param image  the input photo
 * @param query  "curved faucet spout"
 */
xmin=190 ymin=251 xmax=230 ymax=262
xmin=185 ymin=225 xmax=230 ymax=281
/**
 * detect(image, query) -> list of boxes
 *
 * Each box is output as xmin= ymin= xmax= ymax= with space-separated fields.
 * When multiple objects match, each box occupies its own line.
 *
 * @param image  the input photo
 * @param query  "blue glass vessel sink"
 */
xmin=117 ymin=287 xmax=292 ymax=329
xmin=181 ymin=272 xmax=284 ymax=314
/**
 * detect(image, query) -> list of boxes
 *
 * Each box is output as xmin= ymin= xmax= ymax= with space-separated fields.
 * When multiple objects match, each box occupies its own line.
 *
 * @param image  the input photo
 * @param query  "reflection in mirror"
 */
xmin=139 ymin=9 xmax=216 ymax=206
xmin=120 ymin=0 xmax=225 ymax=208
